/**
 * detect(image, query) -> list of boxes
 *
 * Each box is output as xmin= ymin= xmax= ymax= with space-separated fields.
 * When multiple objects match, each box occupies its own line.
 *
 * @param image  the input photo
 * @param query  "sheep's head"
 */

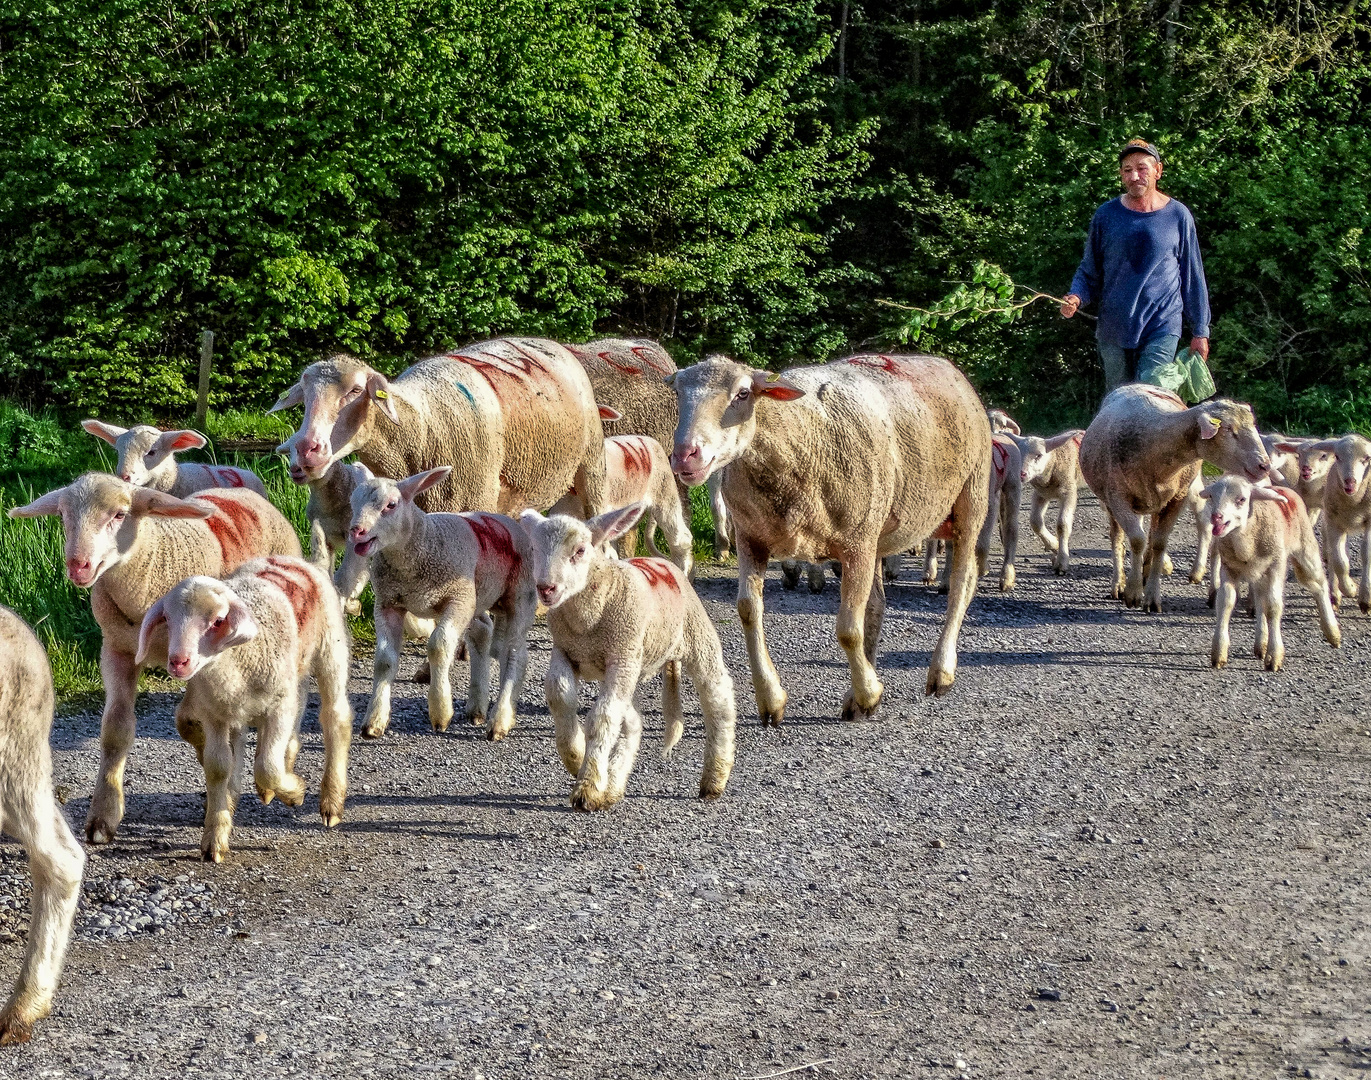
xmin=272 ymin=354 xmax=399 ymax=480
xmin=348 ymin=467 xmax=448 ymax=557
xmin=137 ymin=576 xmax=259 ymax=679
xmin=8 ymin=474 xmax=213 ymax=587
xmin=1193 ymin=400 xmax=1270 ymax=482
xmin=668 ymin=356 xmax=804 ymax=487
xmin=1329 ymin=434 xmax=1371 ymax=496
xmin=1202 ymin=475 xmax=1290 ymax=539
xmin=83 ymin=421 xmax=207 ymax=487
xmin=1282 ymin=440 xmax=1336 ymax=486
xmin=520 ymin=504 xmax=644 ymax=609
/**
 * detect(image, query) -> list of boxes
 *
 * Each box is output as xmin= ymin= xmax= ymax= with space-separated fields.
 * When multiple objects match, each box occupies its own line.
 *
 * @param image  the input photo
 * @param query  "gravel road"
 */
xmin=2 ymin=491 xmax=1369 ymax=1080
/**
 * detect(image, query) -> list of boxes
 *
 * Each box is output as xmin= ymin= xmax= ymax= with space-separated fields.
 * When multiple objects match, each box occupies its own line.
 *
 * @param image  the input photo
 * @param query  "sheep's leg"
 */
xmin=1107 ymin=512 xmax=1128 ymax=600
xmin=1293 ymin=545 xmax=1342 ymax=648
xmin=253 ymin=692 xmax=307 ymax=809
xmin=175 ymin=709 xmax=206 ymax=767
xmin=308 ymin=518 xmax=332 ymax=573
xmin=882 ymin=553 xmax=900 ymax=582
xmin=929 ymin=474 xmax=984 ymax=697
xmin=1260 ymin=566 xmax=1286 ymax=672
xmin=1189 ymin=504 xmax=1213 ymax=585
xmin=707 ymin=474 xmax=731 ymax=560
xmin=737 ymin=541 xmax=787 ymax=726
xmin=974 ymin=484 xmax=1001 ymax=579
xmin=1212 ymin=566 xmax=1237 ymax=668
xmin=200 ymin=719 xmax=238 ymax=863
xmin=1328 ymin=528 xmax=1354 ymax=606
xmin=656 ymin=503 xmax=695 ymax=578
xmin=921 ymin=539 xmax=939 ymax=585
xmin=485 ymin=609 xmax=532 ymax=743
xmin=571 ymin=661 xmax=641 ymax=812
xmin=661 ymin=661 xmax=684 ymax=759
xmin=1141 ymin=496 xmax=1188 ymax=612
xmin=361 ymin=606 xmax=405 ymax=739
xmin=0 ymin=778 xmax=84 ymax=1045
xmin=1359 ymin=526 xmax=1371 ymax=615
xmin=999 ymin=483 xmax=1020 ymax=591
xmin=86 ymin=645 xmax=139 ymax=845
xmin=684 ymin=623 xmax=738 ymax=799
xmin=1029 ymin=492 xmax=1057 ymax=553
xmin=1253 ymin=584 xmax=1269 ymax=663
xmin=603 ymin=701 xmax=644 ymax=807
xmin=463 ymin=610 xmax=495 ymax=728
xmin=834 ymin=548 xmax=883 ymax=721
xmin=333 ymin=546 xmax=370 ymax=619
xmin=807 ymin=561 xmax=826 ymax=594
xmin=545 ymin=649 xmax=585 ymax=776
xmin=314 ymin=624 xmax=353 ymax=827
xmin=430 ymin=594 xmax=476 ymax=733
xmin=1056 ymin=486 xmax=1078 ymax=574
xmin=780 ymin=559 xmax=801 ymax=591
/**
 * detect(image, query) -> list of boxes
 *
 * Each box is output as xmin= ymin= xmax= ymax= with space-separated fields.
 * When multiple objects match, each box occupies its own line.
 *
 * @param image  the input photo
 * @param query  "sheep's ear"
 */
xmin=82 ymin=419 xmax=127 ymax=445
xmin=1250 ymin=485 xmax=1286 ymax=502
xmin=750 ymin=371 xmax=805 ymax=401
xmin=663 ymin=371 xmax=678 ymax=388
xmin=152 ymin=429 xmax=207 ymax=455
xmin=396 ymin=467 xmax=451 ymax=503
xmin=135 ymin=598 xmax=168 ymax=666
xmin=367 ymin=371 xmax=400 ymax=423
xmin=8 ymin=487 xmax=66 ymax=518
xmin=1198 ymin=482 xmax=1218 ymax=502
xmin=519 ymin=509 xmax=546 ymax=533
xmin=597 ymin=405 xmax=623 ymax=421
xmin=587 ymin=503 xmax=645 ymax=546
xmin=1198 ymin=411 xmax=1223 ymax=440
xmin=1302 ymin=438 xmax=1338 ymax=453
xmin=268 ymin=382 xmax=305 ymax=414
xmin=353 ymin=462 xmax=374 ymax=482
xmin=1045 ymin=429 xmax=1085 ymax=452
xmin=208 ymin=593 xmax=260 ymax=654
xmin=131 ymin=489 xmax=216 ymax=519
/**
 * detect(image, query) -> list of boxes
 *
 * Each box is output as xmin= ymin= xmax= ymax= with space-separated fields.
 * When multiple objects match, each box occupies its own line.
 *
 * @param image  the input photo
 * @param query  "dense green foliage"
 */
xmin=0 ymin=0 xmax=1367 ymax=433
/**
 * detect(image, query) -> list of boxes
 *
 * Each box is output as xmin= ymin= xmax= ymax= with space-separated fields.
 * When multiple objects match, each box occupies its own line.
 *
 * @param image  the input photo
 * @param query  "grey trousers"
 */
xmin=1098 ymin=334 xmax=1181 ymax=392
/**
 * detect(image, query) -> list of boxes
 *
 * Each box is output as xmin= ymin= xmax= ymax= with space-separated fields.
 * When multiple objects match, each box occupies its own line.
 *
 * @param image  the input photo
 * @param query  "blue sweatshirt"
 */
xmin=1069 ymin=196 xmax=1210 ymax=349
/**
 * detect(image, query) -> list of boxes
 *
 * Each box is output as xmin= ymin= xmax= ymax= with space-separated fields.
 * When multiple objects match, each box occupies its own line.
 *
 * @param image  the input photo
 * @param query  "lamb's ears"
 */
xmin=1198 ymin=483 xmax=1218 ymax=502
xmin=1198 ymin=411 xmax=1223 ymax=440
xmin=367 ymin=371 xmax=400 ymax=424
xmin=152 ymin=429 xmax=207 ymax=455
xmin=519 ymin=509 xmax=547 ymax=534
xmin=206 ymin=594 xmax=261 ymax=653
xmin=663 ymin=372 xmax=678 ymax=389
xmin=1044 ymin=429 xmax=1086 ymax=452
xmin=354 ymin=463 xmax=374 ymax=481
xmin=1301 ymin=439 xmax=1339 ymax=453
xmin=597 ymin=405 xmax=623 ymax=422
xmin=8 ymin=487 xmax=66 ymax=518
xmin=749 ymin=371 xmax=805 ymax=401
xmin=81 ymin=419 xmax=127 ymax=444
xmin=587 ymin=502 xmax=645 ymax=546
xmin=135 ymin=598 xmax=167 ymax=666
xmin=1250 ymin=485 xmax=1287 ymax=502
xmin=130 ymin=488 xmax=216 ymax=519
xmin=267 ymin=382 xmax=305 ymax=414
xmin=396 ymin=466 xmax=451 ymax=502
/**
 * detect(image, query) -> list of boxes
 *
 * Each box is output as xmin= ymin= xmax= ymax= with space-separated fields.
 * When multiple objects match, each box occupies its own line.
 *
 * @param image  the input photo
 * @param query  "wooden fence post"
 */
xmin=194 ymin=330 xmax=214 ymax=431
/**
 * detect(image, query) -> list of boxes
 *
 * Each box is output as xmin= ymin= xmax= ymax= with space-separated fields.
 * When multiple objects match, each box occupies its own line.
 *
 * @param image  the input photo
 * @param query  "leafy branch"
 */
xmin=879 ymin=261 xmax=1093 ymax=344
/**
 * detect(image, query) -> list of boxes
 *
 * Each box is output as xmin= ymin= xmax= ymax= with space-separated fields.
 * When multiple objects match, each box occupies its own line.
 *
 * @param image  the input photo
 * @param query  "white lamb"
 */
xmin=1008 ymin=429 xmax=1084 ymax=574
xmin=1307 ymin=434 xmax=1371 ymax=613
xmin=520 ymin=504 xmax=737 ymax=811
xmin=136 ymin=557 xmax=353 ymax=861
xmin=0 ymin=607 xmax=85 ymax=1044
xmin=349 ymin=467 xmax=536 ymax=741
xmin=82 ymin=420 xmax=265 ymax=496
xmin=1204 ymin=477 xmax=1339 ymax=671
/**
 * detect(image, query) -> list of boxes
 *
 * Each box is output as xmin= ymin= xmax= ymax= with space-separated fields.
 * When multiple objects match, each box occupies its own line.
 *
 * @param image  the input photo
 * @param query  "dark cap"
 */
xmin=1119 ymin=138 xmax=1162 ymax=164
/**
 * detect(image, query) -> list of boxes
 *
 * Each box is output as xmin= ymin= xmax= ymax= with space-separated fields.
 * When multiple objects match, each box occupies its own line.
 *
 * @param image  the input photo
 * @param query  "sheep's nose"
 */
xmin=537 ymin=584 xmax=558 ymax=604
xmin=120 ymin=473 xmax=133 ymax=482
xmin=670 ymin=443 xmax=701 ymax=473
xmin=1210 ymin=513 xmax=1224 ymax=529
xmin=167 ymin=654 xmax=192 ymax=676
xmin=65 ymin=557 xmax=92 ymax=583
xmin=300 ymin=439 xmax=328 ymax=466
xmin=349 ymin=525 xmax=366 ymax=541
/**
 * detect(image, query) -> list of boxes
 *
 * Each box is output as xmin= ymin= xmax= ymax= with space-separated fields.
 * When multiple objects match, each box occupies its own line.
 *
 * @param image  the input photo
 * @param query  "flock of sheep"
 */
xmin=1 ymin=334 xmax=1368 ymax=1044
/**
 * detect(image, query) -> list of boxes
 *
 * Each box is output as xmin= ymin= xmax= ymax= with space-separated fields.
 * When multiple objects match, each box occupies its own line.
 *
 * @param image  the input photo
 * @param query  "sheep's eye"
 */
xmin=734 ymin=386 xmax=751 ymax=402
xmin=384 ymin=501 xmax=397 ymax=512
xmin=1236 ymin=497 xmax=1245 ymax=506
xmin=574 ymin=546 xmax=586 ymax=560
xmin=113 ymin=510 xmax=127 ymax=522
xmin=144 ymin=451 xmax=155 ymax=459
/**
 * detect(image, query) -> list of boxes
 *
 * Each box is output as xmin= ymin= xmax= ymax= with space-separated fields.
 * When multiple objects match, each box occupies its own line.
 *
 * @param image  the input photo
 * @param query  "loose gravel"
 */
xmin=1 ymin=491 xmax=1369 ymax=1080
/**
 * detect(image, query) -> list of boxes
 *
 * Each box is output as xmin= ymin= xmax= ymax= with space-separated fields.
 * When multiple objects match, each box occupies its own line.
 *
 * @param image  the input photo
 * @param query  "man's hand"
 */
xmin=1060 ymin=294 xmax=1081 ymax=319
xmin=1190 ymin=336 xmax=1209 ymax=360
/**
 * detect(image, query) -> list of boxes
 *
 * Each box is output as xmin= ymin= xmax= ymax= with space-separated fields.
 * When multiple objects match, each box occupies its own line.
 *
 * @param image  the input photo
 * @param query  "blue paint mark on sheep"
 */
xmin=454 ymin=381 xmax=477 ymax=408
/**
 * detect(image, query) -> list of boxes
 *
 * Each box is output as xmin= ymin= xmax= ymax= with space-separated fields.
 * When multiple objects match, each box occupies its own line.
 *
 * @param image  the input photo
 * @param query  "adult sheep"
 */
xmin=1079 ymin=384 xmax=1270 ymax=612
xmin=565 ymin=338 xmax=680 ymax=451
xmin=671 ymin=353 xmax=990 ymax=718
xmin=273 ymin=338 xmax=606 ymax=516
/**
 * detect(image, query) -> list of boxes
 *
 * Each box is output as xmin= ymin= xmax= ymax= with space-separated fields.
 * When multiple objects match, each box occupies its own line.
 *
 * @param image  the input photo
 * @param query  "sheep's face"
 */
xmin=1016 ymin=436 xmax=1050 ymax=484
xmin=139 ymin=577 xmax=259 ymax=679
xmin=669 ymin=357 xmax=804 ymax=487
xmin=1299 ymin=444 xmax=1335 ymax=485
xmin=274 ymin=354 xmax=396 ymax=480
xmin=521 ymin=505 xmax=645 ymax=609
xmin=8 ymin=474 xmax=212 ymax=587
xmin=1203 ymin=476 xmax=1256 ymax=539
xmin=349 ymin=477 xmax=403 ymax=557
xmin=1332 ymin=435 xmax=1371 ymax=496
xmin=1195 ymin=401 xmax=1271 ymax=482
xmin=113 ymin=426 xmax=164 ymax=485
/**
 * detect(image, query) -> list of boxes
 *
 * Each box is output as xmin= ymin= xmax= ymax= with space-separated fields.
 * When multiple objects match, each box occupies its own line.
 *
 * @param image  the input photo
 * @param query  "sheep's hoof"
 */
xmin=320 ymin=811 xmax=343 ymax=828
xmin=699 ymin=777 xmax=728 ymax=801
xmin=841 ymin=691 xmax=881 ymax=722
xmin=924 ymin=669 xmax=955 ymax=697
xmin=806 ymin=574 xmax=826 ymax=595
xmin=413 ymin=662 xmax=432 ymax=684
xmin=1264 ymin=655 xmax=1283 ymax=672
xmin=201 ymin=846 xmax=226 ymax=864
xmin=1143 ymin=597 xmax=1162 ymax=614
xmin=1053 ymin=564 xmax=1068 ymax=577
xmin=258 ymin=787 xmax=275 ymax=806
xmin=1188 ymin=570 xmax=1205 ymax=585
xmin=85 ymin=818 xmax=116 ymax=845
xmin=570 ymin=783 xmax=607 ymax=812
xmin=780 ymin=566 xmax=800 ymax=590
xmin=1360 ymin=600 xmax=1371 ymax=616
xmin=1000 ymin=567 xmax=1016 ymax=592
xmin=275 ymin=780 xmax=306 ymax=808
xmin=0 ymin=1012 xmax=34 ymax=1046
xmin=759 ymin=704 xmax=786 ymax=728
xmin=1211 ymin=656 xmax=1227 ymax=669
xmin=360 ymin=725 xmax=385 ymax=740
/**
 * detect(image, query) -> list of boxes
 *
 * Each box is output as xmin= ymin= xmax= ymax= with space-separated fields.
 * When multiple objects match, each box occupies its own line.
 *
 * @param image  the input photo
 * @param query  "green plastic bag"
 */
xmin=1141 ymin=347 xmax=1215 ymax=404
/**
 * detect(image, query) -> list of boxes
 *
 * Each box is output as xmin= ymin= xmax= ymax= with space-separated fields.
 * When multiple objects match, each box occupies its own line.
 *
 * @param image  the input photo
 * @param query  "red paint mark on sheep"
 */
xmin=629 ymin=558 xmax=680 ymax=593
xmin=597 ymin=350 xmax=643 ymax=376
xmin=630 ymin=346 xmax=675 ymax=378
xmin=991 ymin=440 xmax=1010 ymax=478
xmin=614 ymin=437 xmax=653 ymax=480
xmin=1270 ymin=486 xmax=1298 ymax=524
xmin=254 ymin=556 xmax=320 ymax=632
xmin=197 ymin=493 xmax=261 ymax=570
xmin=467 ymin=514 xmax=521 ymax=581
xmin=213 ymin=468 xmax=246 ymax=489
xmin=931 ymin=517 xmax=954 ymax=540
xmin=1139 ymin=385 xmax=1186 ymax=407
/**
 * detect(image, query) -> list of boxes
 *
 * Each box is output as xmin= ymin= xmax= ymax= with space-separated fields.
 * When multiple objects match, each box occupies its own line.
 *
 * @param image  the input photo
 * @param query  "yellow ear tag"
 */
xmin=374 ymin=389 xmax=389 ymax=400
xmin=1206 ymin=415 xmax=1221 ymax=432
